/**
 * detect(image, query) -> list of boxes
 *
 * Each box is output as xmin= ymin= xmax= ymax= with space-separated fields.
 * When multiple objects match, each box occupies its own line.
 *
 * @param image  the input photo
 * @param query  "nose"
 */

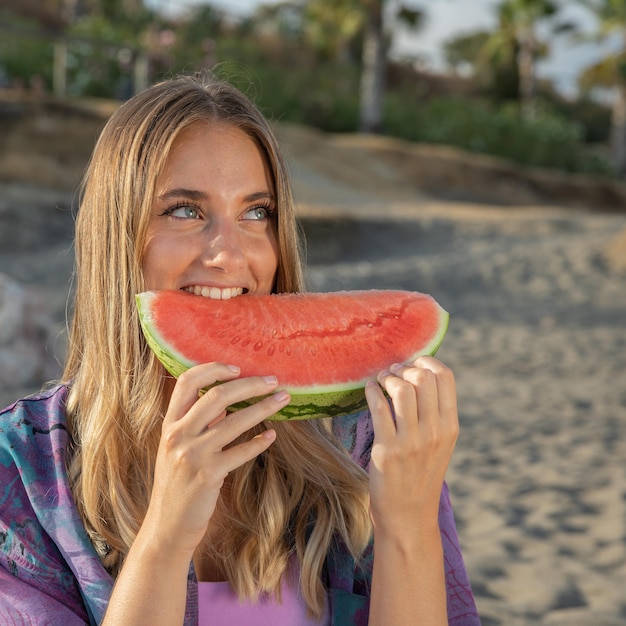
xmin=199 ymin=221 xmax=246 ymax=272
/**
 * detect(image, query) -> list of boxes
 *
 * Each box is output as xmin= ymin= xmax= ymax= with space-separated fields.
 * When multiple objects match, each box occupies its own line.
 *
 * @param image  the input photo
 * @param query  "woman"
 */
xmin=0 ymin=73 xmax=479 ymax=625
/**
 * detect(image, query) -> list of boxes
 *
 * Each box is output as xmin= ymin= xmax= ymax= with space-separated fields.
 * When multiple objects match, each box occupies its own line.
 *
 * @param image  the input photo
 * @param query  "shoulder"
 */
xmin=0 ymin=384 xmax=105 ymax=623
xmin=0 ymin=383 xmax=73 ymax=526
xmin=0 ymin=384 xmax=70 ymax=452
xmin=0 ymin=383 xmax=72 ymax=508
xmin=1 ymin=383 xmax=69 ymax=420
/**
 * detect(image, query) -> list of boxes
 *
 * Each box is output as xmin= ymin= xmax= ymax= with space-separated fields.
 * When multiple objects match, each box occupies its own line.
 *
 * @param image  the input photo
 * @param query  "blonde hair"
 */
xmin=64 ymin=73 xmax=371 ymax=617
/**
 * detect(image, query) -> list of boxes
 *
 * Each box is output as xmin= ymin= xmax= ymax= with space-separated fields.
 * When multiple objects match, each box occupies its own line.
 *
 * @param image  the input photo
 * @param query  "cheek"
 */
xmin=261 ymin=233 xmax=280 ymax=283
xmin=141 ymin=234 xmax=174 ymax=290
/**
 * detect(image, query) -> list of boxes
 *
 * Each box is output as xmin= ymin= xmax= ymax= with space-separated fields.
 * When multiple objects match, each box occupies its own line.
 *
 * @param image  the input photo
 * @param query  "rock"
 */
xmin=0 ymin=273 xmax=62 ymax=392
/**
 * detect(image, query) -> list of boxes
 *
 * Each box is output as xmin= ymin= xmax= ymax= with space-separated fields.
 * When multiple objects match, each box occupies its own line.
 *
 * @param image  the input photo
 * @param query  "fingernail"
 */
xmin=227 ymin=364 xmax=240 ymax=373
xmin=365 ymin=380 xmax=377 ymax=389
xmin=378 ymin=370 xmax=391 ymax=379
xmin=389 ymin=363 xmax=402 ymax=373
xmin=262 ymin=429 xmax=276 ymax=441
xmin=263 ymin=375 xmax=278 ymax=386
xmin=273 ymin=390 xmax=290 ymax=403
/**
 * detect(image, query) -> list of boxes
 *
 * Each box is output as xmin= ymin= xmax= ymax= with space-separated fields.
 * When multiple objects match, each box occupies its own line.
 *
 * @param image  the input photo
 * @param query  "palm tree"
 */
xmin=576 ymin=0 xmax=626 ymax=174
xmin=358 ymin=0 xmax=425 ymax=132
xmin=299 ymin=0 xmax=425 ymax=133
xmin=496 ymin=0 xmax=559 ymax=115
xmin=443 ymin=26 xmax=521 ymax=101
xmin=443 ymin=0 xmax=563 ymax=110
xmin=302 ymin=0 xmax=363 ymax=60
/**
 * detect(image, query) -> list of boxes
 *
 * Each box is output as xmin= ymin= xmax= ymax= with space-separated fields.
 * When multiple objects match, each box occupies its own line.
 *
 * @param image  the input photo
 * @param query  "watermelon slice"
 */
xmin=136 ymin=290 xmax=449 ymax=420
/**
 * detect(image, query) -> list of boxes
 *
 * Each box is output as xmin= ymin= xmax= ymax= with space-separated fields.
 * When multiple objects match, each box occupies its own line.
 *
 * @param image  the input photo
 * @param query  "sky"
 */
xmin=147 ymin=0 xmax=623 ymax=98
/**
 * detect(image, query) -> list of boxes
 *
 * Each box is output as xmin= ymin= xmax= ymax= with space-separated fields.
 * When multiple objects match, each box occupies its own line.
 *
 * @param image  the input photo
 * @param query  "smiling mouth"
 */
xmin=182 ymin=286 xmax=247 ymax=300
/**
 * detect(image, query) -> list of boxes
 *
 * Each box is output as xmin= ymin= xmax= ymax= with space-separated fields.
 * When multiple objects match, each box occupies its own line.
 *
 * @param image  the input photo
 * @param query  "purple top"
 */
xmin=0 ymin=385 xmax=480 ymax=625
xmin=197 ymin=557 xmax=330 ymax=625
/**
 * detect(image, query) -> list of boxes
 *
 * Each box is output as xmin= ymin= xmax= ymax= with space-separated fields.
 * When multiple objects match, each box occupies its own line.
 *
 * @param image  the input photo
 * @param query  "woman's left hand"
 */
xmin=364 ymin=356 xmax=459 ymax=537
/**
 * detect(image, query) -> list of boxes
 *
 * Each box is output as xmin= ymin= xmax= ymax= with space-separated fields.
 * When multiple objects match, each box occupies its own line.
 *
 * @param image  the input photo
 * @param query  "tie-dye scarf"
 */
xmin=0 ymin=385 xmax=480 ymax=625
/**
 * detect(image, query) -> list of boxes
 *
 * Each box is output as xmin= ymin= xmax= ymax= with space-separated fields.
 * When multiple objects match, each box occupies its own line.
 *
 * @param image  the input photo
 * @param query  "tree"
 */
xmin=358 ymin=0 xmax=425 ymax=132
xmin=575 ymin=0 xmax=626 ymax=175
xmin=296 ymin=0 xmax=425 ymax=133
xmin=302 ymin=0 xmax=363 ymax=60
xmin=443 ymin=0 xmax=565 ymax=112
xmin=0 ymin=0 xmax=67 ymax=30
xmin=494 ymin=0 xmax=559 ymax=114
xmin=443 ymin=28 xmax=521 ymax=101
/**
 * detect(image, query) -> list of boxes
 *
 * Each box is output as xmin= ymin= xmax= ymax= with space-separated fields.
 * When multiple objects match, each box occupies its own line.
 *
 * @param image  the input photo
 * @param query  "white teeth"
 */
xmin=185 ymin=286 xmax=243 ymax=300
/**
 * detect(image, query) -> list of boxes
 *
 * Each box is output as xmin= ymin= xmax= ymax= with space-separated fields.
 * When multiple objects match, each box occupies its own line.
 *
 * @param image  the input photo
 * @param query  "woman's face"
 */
xmin=142 ymin=122 xmax=279 ymax=299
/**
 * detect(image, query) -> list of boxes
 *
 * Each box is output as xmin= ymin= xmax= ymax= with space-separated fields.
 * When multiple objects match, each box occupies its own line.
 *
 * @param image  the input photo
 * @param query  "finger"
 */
xmin=187 ymin=375 xmax=283 ymax=436
xmin=218 ymin=427 xmax=277 ymax=474
xmin=376 ymin=368 xmax=418 ymax=439
xmin=203 ymin=390 xmax=290 ymax=449
xmin=165 ymin=362 xmax=241 ymax=424
xmin=365 ymin=379 xmax=396 ymax=444
xmin=389 ymin=362 xmax=439 ymax=427
xmin=411 ymin=357 xmax=458 ymax=422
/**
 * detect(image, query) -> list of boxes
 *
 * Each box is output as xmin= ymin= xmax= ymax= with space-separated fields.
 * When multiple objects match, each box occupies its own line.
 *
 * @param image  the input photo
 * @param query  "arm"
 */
xmin=365 ymin=357 xmax=459 ymax=626
xmin=101 ymin=362 xmax=289 ymax=625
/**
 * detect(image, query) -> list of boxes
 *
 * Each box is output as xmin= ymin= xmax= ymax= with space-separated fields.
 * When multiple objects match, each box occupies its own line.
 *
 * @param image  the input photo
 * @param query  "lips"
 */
xmin=182 ymin=285 xmax=246 ymax=300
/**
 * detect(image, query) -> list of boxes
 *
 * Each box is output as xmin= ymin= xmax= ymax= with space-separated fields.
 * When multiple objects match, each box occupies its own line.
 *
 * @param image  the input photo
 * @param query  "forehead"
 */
xmin=158 ymin=121 xmax=272 ymax=189
xmin=168 ymin=121 xmax=261 ymax=161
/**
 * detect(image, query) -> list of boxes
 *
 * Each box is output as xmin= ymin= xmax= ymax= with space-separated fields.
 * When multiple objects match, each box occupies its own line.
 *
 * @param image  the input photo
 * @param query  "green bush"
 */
xmin=153 ymin=35 xmax=361 ymax=134
xmin=0 ymin=9 xmax=615 ymax=178
xmin=383 ymin=94 xmax=614 ymax=176
xmin=0 ymin=22 xmax=54 ymax=89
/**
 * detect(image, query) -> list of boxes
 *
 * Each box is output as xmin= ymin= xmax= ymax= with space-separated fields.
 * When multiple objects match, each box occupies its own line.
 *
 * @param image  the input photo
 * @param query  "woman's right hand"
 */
xmin=142 ymin=362 xmax=289 ymax=558
xmin=104 ymin=363 xmax=287 ymax=624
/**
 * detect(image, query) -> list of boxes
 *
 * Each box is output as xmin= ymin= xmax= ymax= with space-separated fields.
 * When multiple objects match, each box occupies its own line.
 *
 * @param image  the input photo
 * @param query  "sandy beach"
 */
xmin=2 ymin=99 xmax=626 ymax=625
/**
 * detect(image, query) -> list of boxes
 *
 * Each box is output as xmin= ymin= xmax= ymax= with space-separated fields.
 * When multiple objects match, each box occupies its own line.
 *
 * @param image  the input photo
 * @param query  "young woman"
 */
xmin=0 ymin=73 xmax=480 ymax=625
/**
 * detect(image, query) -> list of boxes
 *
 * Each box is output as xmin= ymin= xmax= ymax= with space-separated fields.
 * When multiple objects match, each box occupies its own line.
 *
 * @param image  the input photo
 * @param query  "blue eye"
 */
xmin=244 ymin=206 xmax=273 ymax=221
xmin=168 ymin=205 xmax=200 ymax=219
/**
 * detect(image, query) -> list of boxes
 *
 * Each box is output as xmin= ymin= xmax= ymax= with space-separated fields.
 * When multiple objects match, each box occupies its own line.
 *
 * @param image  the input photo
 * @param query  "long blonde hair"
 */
xmin=64 ymin=73 xmax=371 ymax=617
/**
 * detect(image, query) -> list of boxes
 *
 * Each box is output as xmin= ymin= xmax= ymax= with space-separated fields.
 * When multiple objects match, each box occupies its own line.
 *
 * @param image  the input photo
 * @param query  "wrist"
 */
xmin=129 ymin=524 xmax=194 ymax=577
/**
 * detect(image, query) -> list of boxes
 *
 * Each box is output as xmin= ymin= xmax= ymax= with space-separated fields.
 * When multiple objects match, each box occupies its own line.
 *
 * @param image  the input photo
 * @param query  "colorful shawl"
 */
xmin=0 ymin=386 xmax=480 ymax=624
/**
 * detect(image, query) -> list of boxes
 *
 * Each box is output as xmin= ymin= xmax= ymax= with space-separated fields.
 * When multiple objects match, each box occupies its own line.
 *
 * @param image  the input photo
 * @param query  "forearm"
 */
xmin=102 ymin=533 xmax=191 ymax=626
xmin=368 ymin=524 xmax=447 ymax=626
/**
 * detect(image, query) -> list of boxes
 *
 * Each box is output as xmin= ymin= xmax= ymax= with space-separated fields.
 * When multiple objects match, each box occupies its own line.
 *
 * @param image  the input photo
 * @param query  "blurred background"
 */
xmin=1 ymin=2 xmax=626 ymax=625
xmin=0 ymin=0 xmax=625 ymax=176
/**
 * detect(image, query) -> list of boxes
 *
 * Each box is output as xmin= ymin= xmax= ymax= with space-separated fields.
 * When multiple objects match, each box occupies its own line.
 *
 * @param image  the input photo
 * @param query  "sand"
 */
xmin=299 ymin=202 xmax=626 ymax=626
xmin=2 ymin=105 xmax=626 ymax=625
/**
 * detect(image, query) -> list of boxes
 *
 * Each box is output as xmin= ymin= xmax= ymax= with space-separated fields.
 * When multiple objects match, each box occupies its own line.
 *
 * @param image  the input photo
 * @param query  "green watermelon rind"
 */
xmin=136 ymin=292 xmax=449 ymax=421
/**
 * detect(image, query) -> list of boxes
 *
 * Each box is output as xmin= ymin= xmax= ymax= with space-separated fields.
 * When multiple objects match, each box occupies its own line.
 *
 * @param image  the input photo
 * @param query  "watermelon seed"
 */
xmin=231 ymin=336 xmax=240 ymax=345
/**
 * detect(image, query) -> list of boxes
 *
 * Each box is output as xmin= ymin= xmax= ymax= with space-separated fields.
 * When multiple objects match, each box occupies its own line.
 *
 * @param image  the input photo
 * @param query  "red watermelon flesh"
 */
xmin=136 ymin=289 xmax=449 ymax=420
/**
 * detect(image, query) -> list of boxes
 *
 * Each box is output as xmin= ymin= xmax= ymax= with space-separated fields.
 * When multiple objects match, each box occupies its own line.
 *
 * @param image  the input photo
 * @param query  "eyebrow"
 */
xmin=157 ymin=188 xmax=275 ymax=203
